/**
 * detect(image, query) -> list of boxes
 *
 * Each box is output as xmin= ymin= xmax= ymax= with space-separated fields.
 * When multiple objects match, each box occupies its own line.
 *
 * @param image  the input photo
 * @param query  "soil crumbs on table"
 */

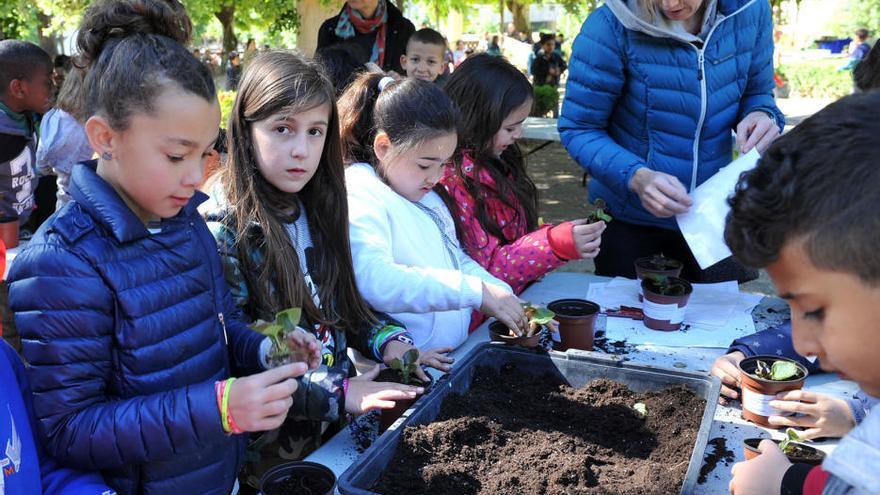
xmin=698 ymin=437 xmax=735 ymax=484
xmin=373 ymin=363 xmax=706 ymax=494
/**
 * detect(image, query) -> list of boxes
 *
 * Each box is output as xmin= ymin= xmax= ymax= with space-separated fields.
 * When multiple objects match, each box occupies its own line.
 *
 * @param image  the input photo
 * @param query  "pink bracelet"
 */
xmin=343 ymin=378 xmax=350 ymax=396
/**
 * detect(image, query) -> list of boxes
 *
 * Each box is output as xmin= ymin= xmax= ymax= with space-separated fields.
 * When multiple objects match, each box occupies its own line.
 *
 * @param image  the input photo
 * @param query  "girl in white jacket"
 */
xmin=338 ymin=73 xmax=526 ymax=350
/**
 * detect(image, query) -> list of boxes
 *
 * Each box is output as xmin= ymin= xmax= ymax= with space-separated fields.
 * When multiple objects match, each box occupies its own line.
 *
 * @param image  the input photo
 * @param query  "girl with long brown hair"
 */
xmin=202 ymin=50 xmax=450 ymax=487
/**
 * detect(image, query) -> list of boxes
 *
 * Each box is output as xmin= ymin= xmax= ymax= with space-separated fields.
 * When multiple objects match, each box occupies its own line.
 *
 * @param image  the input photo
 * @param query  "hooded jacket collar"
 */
xmin=69 ymin=160 xmax=207 ymax=243
xmin=604 ymin=0 xmax=728 ymax=44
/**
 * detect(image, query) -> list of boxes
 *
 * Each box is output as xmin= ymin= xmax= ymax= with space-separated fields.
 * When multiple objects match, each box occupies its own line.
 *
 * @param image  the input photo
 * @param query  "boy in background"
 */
xmin=400 ymin=28 xmax=447 ymax=83
xmin=726 ymin=91 xmax=880 ymax=495
xmin=0 ymin=41 xmax=52 ymax=232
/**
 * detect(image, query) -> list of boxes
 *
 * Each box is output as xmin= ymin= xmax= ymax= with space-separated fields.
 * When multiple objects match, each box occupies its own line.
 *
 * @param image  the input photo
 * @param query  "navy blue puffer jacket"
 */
xmin=559 ymin=0 xmax=784 ymax=229
xmin=7 ymin=161 xmax=267 ymax=495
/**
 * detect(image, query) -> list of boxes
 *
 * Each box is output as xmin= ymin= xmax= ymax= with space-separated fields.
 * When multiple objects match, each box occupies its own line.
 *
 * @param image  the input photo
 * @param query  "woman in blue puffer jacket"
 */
xmin=559 ymin=0 xmax=784 ymax=280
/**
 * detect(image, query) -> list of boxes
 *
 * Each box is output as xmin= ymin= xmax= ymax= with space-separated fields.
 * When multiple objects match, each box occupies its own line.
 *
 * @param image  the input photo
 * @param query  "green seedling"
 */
xmin=508 ymin=303 xmax=556 ymax=337
xmin=588 ymin=198 xmax=613 ymax=223
xmin=778 ymin=428 xmax=806 ymax=454
xmin=633 ymin=402 xmax=648 ymax=418
xmin=251 ymin=307 xmax=309 ymax=367
xmin=643 ymin=274 xmax=689 ymax=297
xmin=389 ymin=348 xmax=422 ymax=385
xmin=754 ymin=359 xmax=799 ymax=381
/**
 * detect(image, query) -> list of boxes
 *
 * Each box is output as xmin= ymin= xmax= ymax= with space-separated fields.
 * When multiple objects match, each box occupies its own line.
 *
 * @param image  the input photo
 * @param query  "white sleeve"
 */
xmin=347 ymin=185 xmax=484 ymax=313
xmin=457 ymin=249 xmax=512 ymax=293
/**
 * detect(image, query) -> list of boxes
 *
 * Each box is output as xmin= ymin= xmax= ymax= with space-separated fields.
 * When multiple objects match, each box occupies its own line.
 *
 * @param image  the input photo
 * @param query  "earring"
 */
xmin=101 ymin=152 xmax=112 ymax=160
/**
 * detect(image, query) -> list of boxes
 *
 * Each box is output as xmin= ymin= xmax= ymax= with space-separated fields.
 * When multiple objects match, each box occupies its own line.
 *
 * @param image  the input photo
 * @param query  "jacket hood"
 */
xmin=604 ymin=0 xmax=721 ymax=44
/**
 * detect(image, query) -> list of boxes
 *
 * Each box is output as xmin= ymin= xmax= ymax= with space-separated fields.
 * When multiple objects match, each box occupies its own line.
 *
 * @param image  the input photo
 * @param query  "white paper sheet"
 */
xmin=676 ymin=149 xmax=761 ymax=269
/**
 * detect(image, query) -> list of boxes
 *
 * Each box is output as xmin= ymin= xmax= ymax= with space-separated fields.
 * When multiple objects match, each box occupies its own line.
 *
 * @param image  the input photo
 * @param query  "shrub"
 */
xmin=531 ymin=84 xmax=559 ymax=117
xmin=778 ymin=60 xmax=853 ymax=99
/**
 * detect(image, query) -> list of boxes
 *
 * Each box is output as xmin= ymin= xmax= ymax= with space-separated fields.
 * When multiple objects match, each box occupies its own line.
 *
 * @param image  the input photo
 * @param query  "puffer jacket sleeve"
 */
xmin=559 ymin=8 xmax=648 ymax=198
xmin=8 ymin=244 xmax=228 ymax=471
xmin=736 ymin=0 xmax=785 ymax=132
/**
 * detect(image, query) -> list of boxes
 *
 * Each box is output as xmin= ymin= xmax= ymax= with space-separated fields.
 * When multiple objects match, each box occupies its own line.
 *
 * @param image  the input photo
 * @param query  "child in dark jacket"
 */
xmin=725 ymin=91 xmax=880 ymax=495
xmin=0 ymin=40 xmax=52 ymax=229
xmin=0 ymin=340 xmax=115 ymax=495
xmin=6 ymin=2 xmax=319 ymax=494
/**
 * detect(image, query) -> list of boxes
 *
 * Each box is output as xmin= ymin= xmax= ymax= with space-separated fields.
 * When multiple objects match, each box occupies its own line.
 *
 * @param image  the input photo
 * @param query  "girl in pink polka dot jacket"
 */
xmin=441 ymin=54 xmax=605 ymax=296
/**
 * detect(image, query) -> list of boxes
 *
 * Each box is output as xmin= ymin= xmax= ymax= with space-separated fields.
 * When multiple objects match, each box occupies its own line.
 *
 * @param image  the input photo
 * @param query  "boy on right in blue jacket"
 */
xmin=725 ymin=91 xmax=880 ymax=495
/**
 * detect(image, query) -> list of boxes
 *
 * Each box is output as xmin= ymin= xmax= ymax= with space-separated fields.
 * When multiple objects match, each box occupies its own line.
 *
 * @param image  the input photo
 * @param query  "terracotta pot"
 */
xmin=641 ymin=277 xmax=692 ymax=331
xmin=634 ymin=256 xmax=683 ymax=301
xmin=488 ymin=320 xmax=541 ymax=348
xmin=742 ymin=438 xmax=825 ymax=465
xmin=547 ymin=299 xmax=599 ymax=351
xmin=260 ymin=461 xmax=336 ymax=495
xmin=738 ymin=356 xmax=809 ymax=426
xmin=378 ymin=373 xmax=433 ymax=433
xmin=0 ymin=220 xmax=18 ymax=249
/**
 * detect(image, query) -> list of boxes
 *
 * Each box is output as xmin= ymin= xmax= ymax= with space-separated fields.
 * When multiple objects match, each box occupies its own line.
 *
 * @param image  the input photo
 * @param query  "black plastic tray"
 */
xmin=338 ymin=343 xmax=721 ymax=494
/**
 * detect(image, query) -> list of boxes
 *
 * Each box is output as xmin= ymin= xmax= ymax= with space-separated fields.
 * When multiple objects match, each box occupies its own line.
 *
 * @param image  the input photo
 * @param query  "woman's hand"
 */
xmin=736 ymin=111 xmax=780 ymax=154
xmin=344 ymin=364 xmax=424 ymax=414
xmin=628 ymin=168 xmax=692 ymax=218
xmin=711 ymin=351 xmax=746 ymax=404
xmin=227 ymin=362 xmax=307 ymax=432
xmin=768 ymin=390 xmax=856 ymax=440
xmin=729 ymin=440 xmax=791 ymax=495
xmin=383 ymin=340 xmax=454 ymax=382
xmin=568 ymin=219 xmax=605 ymax=259
xmin=480 ymin=282 xmax=527 ymax=335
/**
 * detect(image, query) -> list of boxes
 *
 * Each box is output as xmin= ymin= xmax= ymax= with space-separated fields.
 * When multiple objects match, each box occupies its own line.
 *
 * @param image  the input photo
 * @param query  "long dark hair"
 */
xmin=443 ymin=54 xmax=538 ymax=245
xmin=218 ymin=50 xmax=376 ymax=331
xmin=338 ymin=72 xmax=459 ymax=169
xmin=76 ymin=0 xmax=213 ymax=130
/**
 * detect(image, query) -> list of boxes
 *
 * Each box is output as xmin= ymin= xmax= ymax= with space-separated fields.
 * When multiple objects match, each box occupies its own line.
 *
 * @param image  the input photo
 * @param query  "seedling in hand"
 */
xmin=587 ymin=198 xmax=613 ymax=223
xmin=506 ymin=303 xmax=556 ymax=337
xmin=389 ymin=348 xmax=422 ymax=385
xmin=778 ymin=427 xmax=806 ymax=455
xmin=251 ymin=307 xmax=312 ymax=367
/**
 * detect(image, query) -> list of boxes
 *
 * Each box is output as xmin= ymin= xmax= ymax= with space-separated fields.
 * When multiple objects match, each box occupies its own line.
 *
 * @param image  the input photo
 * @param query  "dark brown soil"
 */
xmin=375 ymin=367 xmax=432 ymax=387
xmin=698 ymin=437 xmax=734 ymax=484
xmin=271 ymin=474 xmax=333 ymax=495
xmin=373 ymin=364 xmax=706 ymax=494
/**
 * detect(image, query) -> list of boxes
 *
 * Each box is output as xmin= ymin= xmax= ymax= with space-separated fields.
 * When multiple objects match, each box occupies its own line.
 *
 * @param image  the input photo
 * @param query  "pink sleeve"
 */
xmin=442 ymin=175 xmax=566 ymax=295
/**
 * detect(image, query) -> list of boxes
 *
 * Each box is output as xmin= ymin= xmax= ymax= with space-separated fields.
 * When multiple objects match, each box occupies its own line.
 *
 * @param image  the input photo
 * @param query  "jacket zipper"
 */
xmin=218 ymin=312 xmax=228 ymax=346
xmin=687 ymin=0 xmax=757 ymax=191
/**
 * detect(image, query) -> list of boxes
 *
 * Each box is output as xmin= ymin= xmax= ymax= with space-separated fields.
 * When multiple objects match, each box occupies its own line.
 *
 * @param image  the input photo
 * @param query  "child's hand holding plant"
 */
xmin=383 ymin=339 xmax=454 ymax=382
xmin=252 ymin=308 xmax=321 ymax=370
xmin=481 ymin=283 xmax=527 ymax=334
xmin=729 ymin=439 xmax=790 ymax=495
xmin=768 ymin=389 xmax=856 ymax=440
xmin=227 ymin=362 xmax=308 ymax=432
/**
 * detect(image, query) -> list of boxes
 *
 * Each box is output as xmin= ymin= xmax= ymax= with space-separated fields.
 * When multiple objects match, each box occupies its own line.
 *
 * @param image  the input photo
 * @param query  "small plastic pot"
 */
xmin=378 ymin=373 xmax=434 ymax=433
xmin=641 ymin=277 xmax=692 ymax=331
xmin=488 ymin=320 xmax=542 ymax=348
xmin=547 ymin=299 xmax=599 ymax=351
xmin=738 ymin=356 xmax=809 ymax=427
xmin=0 ymin=219 xmax=19 ymax=249
xmin=259 ymin=461 xmax=336 ymax=495
xmin=634 ymin=255 xmax=683 ymax=300
xmin=743 ymin=438 xmax=825 ymax=465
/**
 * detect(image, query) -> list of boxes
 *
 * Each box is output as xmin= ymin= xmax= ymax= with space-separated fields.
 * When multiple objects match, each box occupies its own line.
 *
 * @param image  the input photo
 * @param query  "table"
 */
xmin=520 ymin=117 xmax=560 ymax=157
xmin=306 ymin=272 xmax=855 ymax=493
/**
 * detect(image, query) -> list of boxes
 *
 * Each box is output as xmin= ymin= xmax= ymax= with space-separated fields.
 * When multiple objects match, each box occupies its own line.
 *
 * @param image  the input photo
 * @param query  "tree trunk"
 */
xmin=499 ymin=0 xmax=504 ymax=33
xmin=35 ymin=11 xmax=59 ymax=58
xmin=505 ymin=0 xmax=530 ymax=34
xmin=215 ymin=4 xmax=237 ymax=57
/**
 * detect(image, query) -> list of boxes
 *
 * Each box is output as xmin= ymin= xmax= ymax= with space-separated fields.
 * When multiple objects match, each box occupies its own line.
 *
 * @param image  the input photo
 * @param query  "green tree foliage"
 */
xmin=183 ymin=0 xmax=300 ymax=54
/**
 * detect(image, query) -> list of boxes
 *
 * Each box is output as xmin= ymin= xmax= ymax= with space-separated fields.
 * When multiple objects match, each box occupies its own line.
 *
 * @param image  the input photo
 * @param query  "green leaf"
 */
xmin=389 ymin=358 xmax=403 ymax=371
xmin=633 ymin=402 xmax=647 ymax=418
xmin=770 ymin=361 xmax=799 ymax=381
xmin=530 ymin=307 xmax=556 ymax=325
xmin=275 ymin=308 xmax=301 ymax=332
xmin=786 ymin=428 xmax=804 ymax=442
xmin=403 ymin=348 xmax=420 ymax=366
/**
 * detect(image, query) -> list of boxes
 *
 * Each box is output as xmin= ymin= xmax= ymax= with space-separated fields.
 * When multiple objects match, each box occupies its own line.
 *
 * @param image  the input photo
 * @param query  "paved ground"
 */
xmin=522 ymin=97 xmax=833 ymax=297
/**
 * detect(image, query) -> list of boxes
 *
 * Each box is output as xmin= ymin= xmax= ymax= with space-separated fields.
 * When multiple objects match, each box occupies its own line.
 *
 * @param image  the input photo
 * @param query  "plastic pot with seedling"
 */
xmin=640 ymin=275 xmax=693 ymax=331
xmin=743 ymin=428 xmax=826 ymax=465
xmin=489 ymin=303 xmax=556 ymax=348
xmin=378 ymin=348 xmax=433 ymax=432
xmin=634 ymin=253 xmax=684 ymax=300
xmin=737 ymin=356 xmax=809 ymax=426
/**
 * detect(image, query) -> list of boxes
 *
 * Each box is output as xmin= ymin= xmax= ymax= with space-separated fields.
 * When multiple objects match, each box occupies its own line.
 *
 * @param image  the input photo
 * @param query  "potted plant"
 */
xmin=640 ymin=275 xmax=692 ymax=331
xmin=547 ymin=298 xmax=599 ymax=351
xmin=737 ymin=355 xmax=809 ymax=426
xmin=260 ymin=460 xmax=336 ymax=495
xmin=488 ymin=303 xmax=556 ymax=348
xmin=743 ymin=428 xmax=826 ymax=465
xmin=634 ymin=253 xmax=683 ymax=300
xmin=377 ymin=348 xmax=433 ymax=432
xmin=587 ymin=198 xmax=613 ymax=224
xmin=250 ymin=307 xmax=312 ymax=368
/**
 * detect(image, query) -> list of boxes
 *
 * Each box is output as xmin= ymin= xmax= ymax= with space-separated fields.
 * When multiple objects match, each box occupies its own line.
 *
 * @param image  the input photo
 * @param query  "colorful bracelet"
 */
xmin=220 ymin=377 xmax=236 ymax=433
xmin=214 ymin=381 xmax=227 ymax=432
xmin=343 ymin=377 xmax=350 ymax=397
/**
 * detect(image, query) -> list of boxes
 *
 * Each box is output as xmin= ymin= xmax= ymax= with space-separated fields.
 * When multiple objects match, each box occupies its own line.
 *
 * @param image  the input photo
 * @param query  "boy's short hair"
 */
xmin=407 ymin=28 xmax=447 ymax=53
xmin=0 ymin=40 xmax=51 ymax=93
xmin=725 ymin=91 xmax=880 ymax=284
xmin=856 ymin=28 xmax=870 ymax=40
